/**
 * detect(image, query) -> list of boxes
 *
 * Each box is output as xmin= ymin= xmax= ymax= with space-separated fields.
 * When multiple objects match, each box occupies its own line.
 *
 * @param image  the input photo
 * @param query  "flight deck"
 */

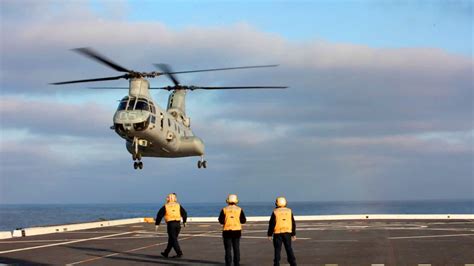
xmin=1 ymin=218 xmax=473 ymax=265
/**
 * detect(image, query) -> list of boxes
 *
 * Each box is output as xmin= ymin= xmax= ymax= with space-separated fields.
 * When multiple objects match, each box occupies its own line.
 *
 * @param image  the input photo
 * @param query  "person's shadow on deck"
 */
xmin=68 ymin=245 xmax=223 ymax=265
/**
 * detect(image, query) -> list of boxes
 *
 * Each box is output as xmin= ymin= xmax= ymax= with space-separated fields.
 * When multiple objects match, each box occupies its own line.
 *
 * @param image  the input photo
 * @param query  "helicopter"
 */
xmin=52 ymin=48 xmax=286 ymax=170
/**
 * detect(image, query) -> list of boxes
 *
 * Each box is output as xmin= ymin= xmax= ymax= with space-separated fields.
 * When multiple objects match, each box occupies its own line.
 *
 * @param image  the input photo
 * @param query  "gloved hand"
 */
xmin=155 ymin=225 xmax=159 ymax=232
xmin=267 ymin=236 xmax=272 ymax=241
xmin=183 ymin=223 xmax=186 ymax=228
xmin=292 ymin=236 xmax=297 ymax=241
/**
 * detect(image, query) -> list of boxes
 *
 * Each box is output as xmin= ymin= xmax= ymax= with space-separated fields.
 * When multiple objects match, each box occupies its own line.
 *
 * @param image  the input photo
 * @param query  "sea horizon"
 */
xmin=1 ymin=199 xmax=472 ymax=231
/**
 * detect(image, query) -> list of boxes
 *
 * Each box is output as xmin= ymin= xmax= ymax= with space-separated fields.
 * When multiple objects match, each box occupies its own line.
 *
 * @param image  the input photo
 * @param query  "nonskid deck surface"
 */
xmin=0 ymin=220 xmax=473 ymax=265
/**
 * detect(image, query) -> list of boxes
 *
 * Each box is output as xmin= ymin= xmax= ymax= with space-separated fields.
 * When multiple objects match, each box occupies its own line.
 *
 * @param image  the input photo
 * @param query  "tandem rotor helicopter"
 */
xmin=52 ymin=48 xmax=286 ymax=170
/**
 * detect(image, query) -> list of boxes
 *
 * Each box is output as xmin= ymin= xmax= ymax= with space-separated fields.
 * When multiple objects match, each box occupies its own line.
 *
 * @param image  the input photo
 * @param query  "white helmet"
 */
xmin=275 ymin=196 xmax=287 ymax=207
xmin=166 ymin=193 xmax=177 ymax=203
xmin=226 ymin=194 xmax=239 ymax=204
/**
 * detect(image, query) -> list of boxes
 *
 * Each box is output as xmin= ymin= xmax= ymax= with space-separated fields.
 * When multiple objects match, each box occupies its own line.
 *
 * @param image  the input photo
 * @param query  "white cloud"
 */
xmin=0 ymin=1 xmax=472 ymax=203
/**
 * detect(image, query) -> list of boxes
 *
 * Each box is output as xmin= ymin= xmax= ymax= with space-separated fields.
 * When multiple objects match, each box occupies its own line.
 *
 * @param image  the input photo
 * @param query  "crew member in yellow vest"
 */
xmin=155 ymin=193 xmax=187 ymax=258
xmin=267 ymin=196 xmax=296 ymax=266
xmin=218 ymin=194 xmax=247 ymax=266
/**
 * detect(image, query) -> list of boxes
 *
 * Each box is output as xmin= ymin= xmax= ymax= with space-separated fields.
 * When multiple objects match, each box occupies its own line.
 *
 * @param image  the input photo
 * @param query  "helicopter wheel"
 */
xmin=202 ymin=161 xmax=207 ymax=168
xmin=138 ymin=161 xmax=143 ymax=169
xmin=197 ymin=161 xmax=202 ymax=169
xmin=132 ymin=153 xmax=136 ymax=161
xmin=133 ymin=162 xmax=138 ymax=169
xmin=137 ymin=153 xmax=142 ymax=161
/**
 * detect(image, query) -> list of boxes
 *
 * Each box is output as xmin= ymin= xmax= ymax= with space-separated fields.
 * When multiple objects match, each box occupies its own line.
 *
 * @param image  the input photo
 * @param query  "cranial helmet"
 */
xmin=275 ymin=196 xmax=287 ymax=207
xmin=226 ymin=194 xmax=239 ymax=204
xmin=167 ymin=193 xmax=177 ymax=203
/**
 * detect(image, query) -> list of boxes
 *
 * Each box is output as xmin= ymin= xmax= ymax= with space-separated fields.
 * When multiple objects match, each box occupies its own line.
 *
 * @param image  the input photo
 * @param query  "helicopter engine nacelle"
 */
xmin=129 ymin=78 xmax=152 ymax=99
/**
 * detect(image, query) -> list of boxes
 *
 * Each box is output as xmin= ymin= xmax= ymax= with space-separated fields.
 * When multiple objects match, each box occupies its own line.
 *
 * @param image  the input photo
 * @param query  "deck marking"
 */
xmin=67 ymin=230 xmax=220 ymax=265
xmin=66 ymin=242 xmax=167 ymax=265
xmin=0 ymin=231 xmax=135 ymax=254
xmin=0 ymin=239 xmax=70 ymax=244
xmin=389 ymin=233 xmax=474 ymax=240
xmin=0 ymin=235 xmax=169 ymax=244
xmin=371 ymin=264 xmax=384 ymax=266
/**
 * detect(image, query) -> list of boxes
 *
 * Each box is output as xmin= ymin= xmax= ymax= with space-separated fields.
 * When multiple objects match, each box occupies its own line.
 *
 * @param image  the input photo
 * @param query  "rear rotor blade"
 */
xmin=155 ymin=64 xmax=279 ymax=74
xmin=154 ymin=64 xmax=180 ymax=86
xmin=51 ymin=74 xmax=128 ymax=85
xmin=74 ymin=47 xmax=131 ymax=73
xmin=186 ymin=86 xmax=288 ymax=90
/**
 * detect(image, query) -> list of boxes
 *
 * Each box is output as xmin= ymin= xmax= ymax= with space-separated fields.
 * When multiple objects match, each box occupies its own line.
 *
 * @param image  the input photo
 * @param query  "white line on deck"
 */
xmin=388 ymin=233 xmax=474 ymax=240
xmin=0 ymin=231 xmax=136 ymax=254
xmin=67 ymin=230 xmax=221 ymax=265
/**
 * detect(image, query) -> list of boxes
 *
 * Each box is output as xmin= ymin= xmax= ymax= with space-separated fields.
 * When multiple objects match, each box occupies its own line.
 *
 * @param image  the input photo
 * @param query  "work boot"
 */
xmin=161 ymin=252 xmax=168 ymax=258
xmin=172 ymin=253 xmax=183 ymax=258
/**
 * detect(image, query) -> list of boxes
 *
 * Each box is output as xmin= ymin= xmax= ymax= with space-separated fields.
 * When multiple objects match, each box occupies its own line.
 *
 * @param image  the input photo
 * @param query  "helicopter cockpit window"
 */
xmin=117 ymin=99 xmax=128 ymax=111
xmin=135 ymin=100 xmax=149 ymax=111
xmin=127 ymin=98 xmax=137 ymax=110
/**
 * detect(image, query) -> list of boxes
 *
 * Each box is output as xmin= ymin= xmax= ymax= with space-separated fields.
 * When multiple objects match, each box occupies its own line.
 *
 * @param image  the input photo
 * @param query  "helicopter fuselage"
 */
xmin=112 ymin=78 xmax=205 ymax=162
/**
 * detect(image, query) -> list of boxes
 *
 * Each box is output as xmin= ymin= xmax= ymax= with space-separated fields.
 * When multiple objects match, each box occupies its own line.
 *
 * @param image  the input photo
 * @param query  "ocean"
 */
xmin=0 ymin=199 xmax=472 ymax=231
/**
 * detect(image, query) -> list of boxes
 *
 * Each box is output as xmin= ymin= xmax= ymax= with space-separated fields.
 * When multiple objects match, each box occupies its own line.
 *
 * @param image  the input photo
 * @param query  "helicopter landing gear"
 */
xmin=132 ymin=137 xmax=143 ymax=170
xmin=197 ymin=156 xmax=207 ymax=169
xmin=133 ymin=161 xmax=143 ymax=170
xmin=132 ymin=152 xmax=142 ymax=161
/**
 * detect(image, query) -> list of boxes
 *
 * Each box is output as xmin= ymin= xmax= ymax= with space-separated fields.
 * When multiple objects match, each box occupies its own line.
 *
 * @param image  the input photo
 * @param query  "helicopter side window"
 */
xmin=117 ymin=100 xmax=127 ymax=111
xmin=127 ymin=98 xmax=137 ymax=110
xmin=160 ymin=112 xmax=164 ymax=129
xmin=135 ymin=100 xmax=149 ymax=111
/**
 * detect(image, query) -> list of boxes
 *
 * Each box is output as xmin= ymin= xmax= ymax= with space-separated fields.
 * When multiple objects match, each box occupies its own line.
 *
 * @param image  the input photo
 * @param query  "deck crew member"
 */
xmin=155 ymin=193 xmax=187 ymax=258
xmin=218 ymin=194 xmax=247 ymax=266
xmin=267 ymin=196 xmax=297 ymax=266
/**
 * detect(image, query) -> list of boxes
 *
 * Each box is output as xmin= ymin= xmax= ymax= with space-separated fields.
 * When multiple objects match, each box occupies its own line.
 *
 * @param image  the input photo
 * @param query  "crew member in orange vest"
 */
xmin=218 ymin=194 xmax=247 ymax=266
xmin=155 ymin=193 xmax=187 ymax=258
xmin=267 ymin=196 xmax=296 ymax=266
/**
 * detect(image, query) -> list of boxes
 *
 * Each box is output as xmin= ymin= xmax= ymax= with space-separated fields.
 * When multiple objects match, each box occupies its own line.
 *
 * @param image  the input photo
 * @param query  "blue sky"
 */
xmin=115 ymin=0 xmax=472 ymax=55
xmin=0 ymin=0 xmax=472 ymax=204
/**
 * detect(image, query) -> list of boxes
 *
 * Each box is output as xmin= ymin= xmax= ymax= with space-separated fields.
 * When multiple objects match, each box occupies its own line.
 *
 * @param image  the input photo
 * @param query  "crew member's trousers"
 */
xmin=164 ymin=221 xmax=182 ymax=255
xmin=223 ymin=236 xmax=240 ymax=266
xmin=273 ymin=233 xmax=296 ymax=266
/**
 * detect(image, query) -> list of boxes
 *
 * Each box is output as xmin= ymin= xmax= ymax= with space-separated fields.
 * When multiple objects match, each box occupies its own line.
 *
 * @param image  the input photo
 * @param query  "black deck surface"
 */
xmin=0 ymin=220 xmax=473 ymax=265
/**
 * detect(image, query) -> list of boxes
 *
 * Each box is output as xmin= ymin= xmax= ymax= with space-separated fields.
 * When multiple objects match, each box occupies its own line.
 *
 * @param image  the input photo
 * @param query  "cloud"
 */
xmin=0 ymin=1 xmax=472 ymax=203
xmin=0 ymin=96 xmax=112 ymax=137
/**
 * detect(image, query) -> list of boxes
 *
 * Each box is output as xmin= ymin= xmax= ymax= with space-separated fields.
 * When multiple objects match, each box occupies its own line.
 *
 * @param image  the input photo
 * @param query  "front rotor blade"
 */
xmin=161 ymin=64 xmax=279 ymax=74
xmin=154 ymin=64 xmax=180 ymax=86
xmin=187 ymin=86 xmax=288 ymax=90
xmin=89 ymin=86 xmax=179 ymax=90
xmin=74 ymin=48 xmax=131 ymax=73
xmin=88 ymin=87 xmax=129 ymax=89
xmin=51 ymin=75 xmax=128 ymax=85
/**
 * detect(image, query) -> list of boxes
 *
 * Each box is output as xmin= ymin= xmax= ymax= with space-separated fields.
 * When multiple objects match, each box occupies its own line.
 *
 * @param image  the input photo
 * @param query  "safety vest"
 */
xmin=165 ymin=202 xmax=181 ymax=222
xmin=223 ymin=205 xmax=242 ymax=231
xmin=273 ymin=207 xmax=292 ymax=234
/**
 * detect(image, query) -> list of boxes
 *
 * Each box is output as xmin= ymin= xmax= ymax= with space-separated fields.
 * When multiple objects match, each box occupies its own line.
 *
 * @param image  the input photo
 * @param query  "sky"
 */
xmin=0 ymin=0 xmax=472 ymax=204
